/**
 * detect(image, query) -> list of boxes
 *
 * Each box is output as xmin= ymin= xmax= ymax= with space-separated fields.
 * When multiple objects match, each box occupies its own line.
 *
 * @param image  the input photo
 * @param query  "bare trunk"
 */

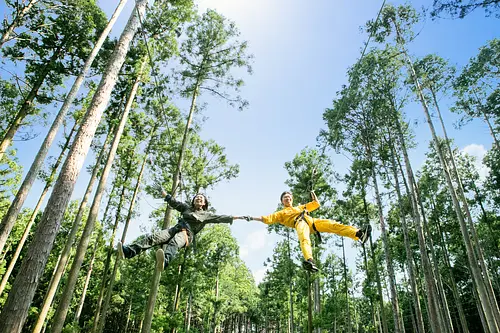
xmin=32 ymin=127 xmax=112 ymax=333
xmin=74 ymin=240 xmax=99 ymax=324
xmin=95 ymin=122 xmax=153 ymax=333
xmin=406 ymin=50 xmax=499 ymax=332
xmin=0 ymin=0 xmax=40 ymax=47
xmin=124 ymin=301 xmax=132 ymax=333
xmin=92 ymin=150 xmax=134 ymax=333
xmin=142 ymin=78 xmax=202 ymax=333
xmin=0 ymin=44 xmax=62 ymax=160
xmin=307 ymin=272 xmax=312 ymax=333
xmin=50 ymin=53 xmax=146 ymax=333
xmin=187 ymin=292 xmax=193 ymax=332
xmin=342 ymin=238 xmax=352 ymax=333
xmin=392 ymin=108 xmax=443 ymax=333
xmin=0 ymin=119 xmax=76 ymax=297
xmin=432 ymin=88 xmax=500 ymax=326
xmin=287 ymin=230 xmax=294 ymax=333
xmin=0 ymin=0 xmax=127 ymax=255
xmin=365 ymin=142 xmax=403 ymax=333
xmin=386 ymin=135 xmax=426 ymax=333
xmin=0 ymin=1 xmax=145 ymax=329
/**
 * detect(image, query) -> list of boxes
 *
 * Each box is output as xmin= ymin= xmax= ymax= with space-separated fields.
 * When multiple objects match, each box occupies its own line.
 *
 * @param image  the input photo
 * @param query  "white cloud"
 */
xmin=461 ymin=144 xmax=489 ymax=181
xmin=253 ymin=268 xmax=267 ymax=284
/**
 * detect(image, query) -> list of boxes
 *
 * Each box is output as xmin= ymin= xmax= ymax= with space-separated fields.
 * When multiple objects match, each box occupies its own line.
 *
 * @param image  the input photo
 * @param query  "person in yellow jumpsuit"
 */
xmin=245 ymin=191 xmax=371 ymax=272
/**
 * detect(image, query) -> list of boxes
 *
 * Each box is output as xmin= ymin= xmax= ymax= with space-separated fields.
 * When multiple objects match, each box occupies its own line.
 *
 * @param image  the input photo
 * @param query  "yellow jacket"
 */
xmin=261 ymin=200 xmax=320 ymax=228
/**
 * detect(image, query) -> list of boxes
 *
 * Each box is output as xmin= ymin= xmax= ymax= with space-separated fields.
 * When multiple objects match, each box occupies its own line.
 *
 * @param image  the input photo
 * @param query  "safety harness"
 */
xmin=294 ymin=209 xmax=323 ymax=244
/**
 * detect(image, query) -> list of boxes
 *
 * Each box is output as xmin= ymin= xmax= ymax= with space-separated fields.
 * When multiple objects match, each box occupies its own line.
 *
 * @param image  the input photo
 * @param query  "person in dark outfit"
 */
xmin=118 ymin=193 xmax=249 ymax=268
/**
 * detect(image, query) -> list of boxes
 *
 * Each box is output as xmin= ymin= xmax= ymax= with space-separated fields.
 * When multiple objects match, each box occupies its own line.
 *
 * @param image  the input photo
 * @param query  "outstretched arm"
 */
xmin=163 ymin=192 xmax=190 ymax=213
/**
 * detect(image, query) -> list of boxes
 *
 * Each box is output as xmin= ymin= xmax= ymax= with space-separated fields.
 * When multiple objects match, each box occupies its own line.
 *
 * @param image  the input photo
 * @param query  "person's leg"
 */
xmin=122 ymin=227 xmax=176 ymax=259
xmin=295 ymin=220 xmax=318 ymax=272
xmin=313 ymin=218 xmax=358 ymax=240
xmin=313 ymin=218 xmax=371 ymax=244
xmin=163 ymin=231 xmax=188 ymax=267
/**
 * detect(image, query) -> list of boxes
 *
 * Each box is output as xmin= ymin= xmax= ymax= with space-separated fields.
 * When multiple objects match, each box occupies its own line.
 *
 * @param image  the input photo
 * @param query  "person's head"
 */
xmin=280 ymin=191 xmax=293 ymax=207
xmin=191 ymin=193 xmax=209 ymax=211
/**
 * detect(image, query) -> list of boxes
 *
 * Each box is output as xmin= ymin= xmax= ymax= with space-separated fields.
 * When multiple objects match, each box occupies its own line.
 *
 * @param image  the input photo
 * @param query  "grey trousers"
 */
xmin=129 ymin=227 xmax=189 ymax=266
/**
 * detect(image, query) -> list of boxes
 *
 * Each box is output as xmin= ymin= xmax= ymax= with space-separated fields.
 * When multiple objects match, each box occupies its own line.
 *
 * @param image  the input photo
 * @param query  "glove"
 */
xmin=164 ymin=194 xmax=172 ymax=202
xmin=242 ymin=216 xmax=253 ymax=222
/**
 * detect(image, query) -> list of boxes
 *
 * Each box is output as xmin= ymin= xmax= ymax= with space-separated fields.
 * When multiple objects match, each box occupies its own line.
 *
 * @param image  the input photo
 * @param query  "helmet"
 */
xmin=191 ymin=193 xmax=209 ymax=210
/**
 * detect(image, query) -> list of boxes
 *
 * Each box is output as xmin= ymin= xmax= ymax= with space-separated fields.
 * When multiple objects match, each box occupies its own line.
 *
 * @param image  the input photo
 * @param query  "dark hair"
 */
xmin=191 ymin=193 xmax=209 ymax=210
xmin=280 ymin=191 xmax=293 ymax=202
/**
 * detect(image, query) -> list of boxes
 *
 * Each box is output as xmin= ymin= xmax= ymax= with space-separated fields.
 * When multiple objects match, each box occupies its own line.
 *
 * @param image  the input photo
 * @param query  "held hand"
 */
xmin=243 ymin=216 xmax=253 ymax=222
xmin=164 ymin=193 xmax=172 ymax=202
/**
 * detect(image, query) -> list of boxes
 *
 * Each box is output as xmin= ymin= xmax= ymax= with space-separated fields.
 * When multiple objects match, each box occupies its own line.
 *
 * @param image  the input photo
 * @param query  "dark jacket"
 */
xmin=166 ymin=196 xmax=233 ymax=238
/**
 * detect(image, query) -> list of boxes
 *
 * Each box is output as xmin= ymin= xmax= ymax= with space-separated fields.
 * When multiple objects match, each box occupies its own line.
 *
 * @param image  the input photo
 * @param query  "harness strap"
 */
xmin=181 ymin=229 xmax=189 ymax=247
xmin=294 ymin=210 xmax=323 ymax=244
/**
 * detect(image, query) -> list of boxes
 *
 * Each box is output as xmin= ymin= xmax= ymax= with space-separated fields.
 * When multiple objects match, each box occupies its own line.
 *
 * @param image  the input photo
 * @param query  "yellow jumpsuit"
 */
xmin=261 ymin=199 xmax=359 ymax=261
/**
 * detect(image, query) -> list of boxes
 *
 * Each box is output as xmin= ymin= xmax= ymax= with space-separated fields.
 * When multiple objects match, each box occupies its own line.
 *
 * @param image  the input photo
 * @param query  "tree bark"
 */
xmin=0 ymin=119 xmax=76 ymax=297
xmin=0 ymin=0 xmax=145 ymax=329
xmin=74 ymin=239 xmax=99 ymax=324
xmin=342 ymin=238 xmax=352 ymax=333
xmin=0 ymin=0 xmax=127 ymax=255
xmin=386 ymin=134 xmax=426 ymax=333
xmin=32 ymin=127 xmax=112 ymax=333
xmin=0 ymin=0 xmax=40 ymax=47
xmin=50 ymin=53 xmax=146 ymax=333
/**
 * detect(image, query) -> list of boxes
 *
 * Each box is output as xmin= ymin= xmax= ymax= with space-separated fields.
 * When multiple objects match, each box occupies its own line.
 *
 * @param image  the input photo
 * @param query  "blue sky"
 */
xmin=4 ymin=0 xmax=499 ymax=284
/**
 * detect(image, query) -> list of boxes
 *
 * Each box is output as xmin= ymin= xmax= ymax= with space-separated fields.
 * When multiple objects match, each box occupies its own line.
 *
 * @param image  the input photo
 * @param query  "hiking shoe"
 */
xmin=156 ymin=249 xmax=165 ymax=272
xmin=356 ymin=225 xmax=372 ymax=245
xmin=117 ymin=242 xmax=136 ymax=259
xmin=302 ymin=259 xmax=319 ymax=273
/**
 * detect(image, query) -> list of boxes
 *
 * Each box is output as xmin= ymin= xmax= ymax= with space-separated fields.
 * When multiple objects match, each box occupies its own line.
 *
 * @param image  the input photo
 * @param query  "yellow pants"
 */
xmin=295 ymin=218 xmax=359 ymax=261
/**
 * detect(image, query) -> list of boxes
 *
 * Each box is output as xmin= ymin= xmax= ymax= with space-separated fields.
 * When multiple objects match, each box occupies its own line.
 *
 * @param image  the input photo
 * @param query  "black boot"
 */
xmin=356 ymin=224 xmax=372 ymax=245
xmin=302 ymin=258 xmax=319 ymax=273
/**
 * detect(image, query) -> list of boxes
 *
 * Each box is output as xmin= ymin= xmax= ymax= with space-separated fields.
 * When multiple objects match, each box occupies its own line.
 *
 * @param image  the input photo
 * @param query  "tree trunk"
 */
xmin=287 ymin=230 xmax=294 ymax=333
xmin=0 ymin=119 xmax=76 ymax=297
xmin=0 ymin=44 xmax=63 ymax=159
xmin=342 ymin=238 xmax=352 ymax=333
xmin=364 ymin=141 xmax=403 ymax=333
xmin=433 ymin=203 xmax=470 ymax=333
xmin=187 ymin=292 xmax=193 ymax=332
xmin=0 ymin=1 xmax=146 ymax=330
xmin=32 ymin=126 xmax=112 ymax=333
xmin=307 ymin=272 xmax=312 ymax=333
xmin=124 ymin=300 xmax=132 ymax=333
xmin=95 ymin=123 xmax=153 ymax=333
xmin=0 ymin=0 xmax=127 ymax=255
xmin=432 ymin=88 xmax=500 ymax=326
xmin=391 ymin=108 xmax=443 ymax=333
xmin=0 ymin=0 xmax=40 ymax=46
xmin=50 ymin=54 xmax=146 ymax=333
xmin=92 ymin=150 xmax=134 ymax=333
xmin=386 ymin=134 xmax=426 ymax=333
xmin=368 ymin=234 xmax=388 ymax=333
xmin=142 ymin=77 xmax=203 ymax=333
xmin=74 ymin=239 xmax=99 ymax=324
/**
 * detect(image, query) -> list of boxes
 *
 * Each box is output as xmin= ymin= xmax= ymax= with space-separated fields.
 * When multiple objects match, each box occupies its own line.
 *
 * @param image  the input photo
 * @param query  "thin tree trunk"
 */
xmin=94 ymin=96 xmax=153 ymax=333
xmin=287 ymin=230 xmax=294 ymax=333
xmin=0 ymin=0 xmax=40 ymax=47
xmin=92 ymin=149 xmax=135 ymax=333
xmin=50 ymin=54 xmax=146 ymax=333
xmin=0 ymin=0 xmax=127 ymax=255
xmin=124 ymin=300 xmax=132 ymax=333
xmin=187 ymin=292 xmax=193 ymax=332
xmin=386 ymin=134 xmax=426 ymax=333
xmin=432 ymin=88 xmax=500 ymax=326
xmin=0 ymin=44 xmax=63 ymax=160
xmin=307 ymin=272 xmax=312 ymax=333
xmin=392 ymin=107 xmax=443 ymax=333
xmin=342 ymin=238 xmax=352 ymax=333
xmin=74 ymin=239 xmax=99 ymax=324
xmin=32 ymin=127 xmax=113 ymax=333
xmin=368 ymin=233 xmax=388 ymax=333
xmin=0 ymin=1 xmax=146 ymax=329
xmin=0 ymin=119 xmax=76 ymax=297
xmin=392 ymin=17 xmax=499 ymax=330
xmin=365 ymin=141 xmax=403 ymax=333
xmin=433 ymin=204 xmax=470 ymax=333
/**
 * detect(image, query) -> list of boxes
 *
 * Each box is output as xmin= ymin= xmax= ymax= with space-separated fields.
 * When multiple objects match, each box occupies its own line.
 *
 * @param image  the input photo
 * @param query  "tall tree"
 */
xmin=0 ymin=1 xmax=148 ymax=331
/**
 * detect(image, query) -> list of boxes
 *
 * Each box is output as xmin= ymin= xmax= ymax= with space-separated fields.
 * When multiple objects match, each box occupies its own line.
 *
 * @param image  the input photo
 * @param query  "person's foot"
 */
xmin=156 ymin=249 xmax=165 ymax=272
xmin=356 ymin=224 xmax=372 ymax=244
xmin=117 ymin=242 xmax=136 ymax=259
xmin=302 ymin=258 xmax=319 ymax=273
